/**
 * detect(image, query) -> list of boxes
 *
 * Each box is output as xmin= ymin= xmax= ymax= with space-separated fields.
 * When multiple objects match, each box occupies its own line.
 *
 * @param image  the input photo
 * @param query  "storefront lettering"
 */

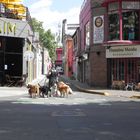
xmin=106 ymin=46 xmax=140 ymax=58
xmin=0 ymin=21 xmax=16 ymax=35
xmin=109 ymin=48 xmax=124 ymax=52
xmin=109 ymin=47 xmax=137 ymax=52
xmin=125 ymin=47 xmax=137 ymax=51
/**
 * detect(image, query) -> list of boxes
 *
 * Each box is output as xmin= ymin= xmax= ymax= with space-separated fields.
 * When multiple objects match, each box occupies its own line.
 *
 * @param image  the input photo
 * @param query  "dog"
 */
xmin=39 ymin=85 xmax=50 ymax=98
xmin=57 ymin=81 xmax=73 ymax=97
xmin=50 ymin=83 xmax=59 ymax=97
xmin=27 ymin=84 xmax=40 ymax=98
xmin=111 ymin=80 xmax=125 ymax=90
xmin=125 ymin=83 xmax=135 ymax=91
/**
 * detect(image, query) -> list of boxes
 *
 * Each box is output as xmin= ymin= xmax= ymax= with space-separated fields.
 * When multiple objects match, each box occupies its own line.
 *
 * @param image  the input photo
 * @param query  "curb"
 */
xmin=130 ymin=95 xmax=140 ymax=99
xmin=60 ymin=76 xmax=140 ymax=99
xmin=75 ymin=85 xmax=109 ymax=96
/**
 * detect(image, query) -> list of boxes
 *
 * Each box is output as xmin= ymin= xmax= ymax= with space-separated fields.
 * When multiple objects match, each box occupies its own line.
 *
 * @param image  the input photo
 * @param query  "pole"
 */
xmin=42 ymin=46 xmax=44 ymax=74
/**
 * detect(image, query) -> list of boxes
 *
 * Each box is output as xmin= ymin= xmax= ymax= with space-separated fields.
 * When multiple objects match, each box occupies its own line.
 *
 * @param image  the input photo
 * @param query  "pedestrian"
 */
xmin=47 ymin=64 xmax=59 ymax=91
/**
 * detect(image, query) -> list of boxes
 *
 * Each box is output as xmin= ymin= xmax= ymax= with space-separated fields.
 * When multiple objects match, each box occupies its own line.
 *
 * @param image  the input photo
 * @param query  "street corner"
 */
xmin=130 ymin=95 xmax=140 ymax=99
xmin=92 ymin=91 xmax=110 ymax=96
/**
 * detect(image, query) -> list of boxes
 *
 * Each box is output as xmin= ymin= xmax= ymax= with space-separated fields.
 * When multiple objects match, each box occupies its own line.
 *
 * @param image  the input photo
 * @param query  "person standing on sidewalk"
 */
xmin=47 ymin=64 xmax=59 ymax=90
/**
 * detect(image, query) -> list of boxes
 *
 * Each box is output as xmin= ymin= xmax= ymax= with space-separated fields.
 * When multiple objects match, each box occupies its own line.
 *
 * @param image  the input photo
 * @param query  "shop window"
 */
xmin=108 ymin=2 xmax=119 ymax=11
xmin=122 ymin=11 xmax=139 ymax=40
xmin=109 ymin=13 xmax=120 ymax=40
xmin=108 ymin=1 xmax=140 ymax=41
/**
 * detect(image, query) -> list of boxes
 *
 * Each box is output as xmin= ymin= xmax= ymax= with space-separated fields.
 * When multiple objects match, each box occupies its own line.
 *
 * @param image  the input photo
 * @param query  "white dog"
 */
xmin=50 ymin=83 xmax=59 ymax=97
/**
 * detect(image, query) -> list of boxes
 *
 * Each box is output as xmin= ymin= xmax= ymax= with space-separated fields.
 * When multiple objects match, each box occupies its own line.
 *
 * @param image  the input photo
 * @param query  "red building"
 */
xmin=78 ymin=0 xmax=140 ymax=87
xmin=55 ymin=47 xmax=63 ymax=67
xmin=64 ymin=36 xmax=73 ymax=77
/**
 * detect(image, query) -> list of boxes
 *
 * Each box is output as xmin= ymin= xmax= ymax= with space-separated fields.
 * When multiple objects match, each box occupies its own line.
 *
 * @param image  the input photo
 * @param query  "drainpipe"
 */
xmin=119 ymin=0 xmax=123 ymax=40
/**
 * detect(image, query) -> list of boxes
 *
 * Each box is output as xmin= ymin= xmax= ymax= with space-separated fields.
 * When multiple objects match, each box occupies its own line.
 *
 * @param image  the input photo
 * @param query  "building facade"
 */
xmin=103 ymin=0 xmax=140 ymax=87
xmin=62 ymin=35 xmax=73 ymax=77
xmin=55 ymin=47 xmax=63 ymax=68
xmin=0 ymin=1 xmax=44 ymax=86
xmin=72 ymin=27 xmax=80 ymax=80
xmin=78 ymin=0 xmax=140 ymax=87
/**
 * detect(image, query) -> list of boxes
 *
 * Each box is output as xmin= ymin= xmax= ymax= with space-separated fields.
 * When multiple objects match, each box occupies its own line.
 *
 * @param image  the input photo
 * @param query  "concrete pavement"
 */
xmin=0 ymin=87 xmax=28 ymax=97
xmin=0 ymin=75 xmax=140 ymax=99
xmin=60 ymin=75 xmax=140 ymax=99
xmin=0 ymin=75 xmax=47 ymax=98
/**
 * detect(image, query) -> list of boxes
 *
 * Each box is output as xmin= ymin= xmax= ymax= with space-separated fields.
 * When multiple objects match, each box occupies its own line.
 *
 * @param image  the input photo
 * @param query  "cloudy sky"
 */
xmin=23 ymin=0 xmax=83 ymax=34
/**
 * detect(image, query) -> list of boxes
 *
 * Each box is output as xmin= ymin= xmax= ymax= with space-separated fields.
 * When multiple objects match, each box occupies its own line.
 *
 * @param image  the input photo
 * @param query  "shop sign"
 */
xmin=0 ymin=17 xmax=31 ymax=38
xmin=93 ymin=15 xmax=104 ymax=44
xmin=106 ymin=45 xmax=140 ymax=58
xmin=122 ymin=2 xmax=140 ymax=9
xmin=24 ymin=51 xmax=34 ymax=61
xmin=82 ymin=53 xmax=88 ymax=60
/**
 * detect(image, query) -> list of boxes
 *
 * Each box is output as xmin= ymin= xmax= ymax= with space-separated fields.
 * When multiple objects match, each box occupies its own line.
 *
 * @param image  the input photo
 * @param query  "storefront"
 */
xmin=106 ymin=45 xmax=140 ymax=86
xmin=0 ymin=17 xmax=33 ymax=86
xmin=102 ymin=0 xmax=140 ymax=87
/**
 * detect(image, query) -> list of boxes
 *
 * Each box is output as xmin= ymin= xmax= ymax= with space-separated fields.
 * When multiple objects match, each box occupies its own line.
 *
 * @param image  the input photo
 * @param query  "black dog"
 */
xmin=39 ymin=85 xmax=50 ymax=98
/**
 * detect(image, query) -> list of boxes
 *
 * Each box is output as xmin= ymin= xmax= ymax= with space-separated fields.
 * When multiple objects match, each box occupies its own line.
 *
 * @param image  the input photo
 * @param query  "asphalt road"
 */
xmin=0 ymin=90 xmax=140 ymax=140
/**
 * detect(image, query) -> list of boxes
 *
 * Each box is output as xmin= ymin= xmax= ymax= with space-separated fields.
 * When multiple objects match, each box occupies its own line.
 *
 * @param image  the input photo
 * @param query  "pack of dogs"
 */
xmin=27 ymin=81 xmax=73 ymax=98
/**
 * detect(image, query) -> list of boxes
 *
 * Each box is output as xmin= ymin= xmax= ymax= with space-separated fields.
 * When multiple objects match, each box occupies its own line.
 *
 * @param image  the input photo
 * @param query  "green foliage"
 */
xmin=31 ymin=18 xmax=58 ymax=61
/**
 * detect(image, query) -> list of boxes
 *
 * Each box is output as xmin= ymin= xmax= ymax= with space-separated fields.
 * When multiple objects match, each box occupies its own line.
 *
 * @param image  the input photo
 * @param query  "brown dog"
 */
xmin=57 ymin=81 xmax=73 ymax=97
xmin=27 ymin=84 xmax=40 ymax=98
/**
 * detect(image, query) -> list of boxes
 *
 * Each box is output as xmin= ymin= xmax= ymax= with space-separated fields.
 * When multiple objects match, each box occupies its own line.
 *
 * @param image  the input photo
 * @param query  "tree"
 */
xmin=31 ymin=18 xmax=57 ymax=61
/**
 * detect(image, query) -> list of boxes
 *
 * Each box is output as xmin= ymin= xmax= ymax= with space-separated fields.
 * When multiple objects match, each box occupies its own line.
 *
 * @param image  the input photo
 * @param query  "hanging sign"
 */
xmin=23 ymin=50 xmax=34 ymax=61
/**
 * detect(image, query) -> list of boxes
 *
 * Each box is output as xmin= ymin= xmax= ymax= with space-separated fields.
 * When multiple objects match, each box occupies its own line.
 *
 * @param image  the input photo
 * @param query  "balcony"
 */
xmin=0 ymin=2 xmax=31 ymax=22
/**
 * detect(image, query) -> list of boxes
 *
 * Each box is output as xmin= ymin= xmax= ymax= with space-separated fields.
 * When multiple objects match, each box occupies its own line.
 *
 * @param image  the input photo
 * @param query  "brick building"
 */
xmin=55 ymin=47 xmax=63 ymax=68
xmin=78 ymin=0 xmax=140 ymax=87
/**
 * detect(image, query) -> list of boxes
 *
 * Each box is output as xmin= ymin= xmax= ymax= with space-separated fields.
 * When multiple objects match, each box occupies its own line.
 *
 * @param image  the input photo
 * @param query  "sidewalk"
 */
xmin=0 ymin=75 xmax=140 ymax=99
xmin=0 ymin=87 xmax=27 ymax=97
xmin=60 ymin=75 xmax=140 ymax=99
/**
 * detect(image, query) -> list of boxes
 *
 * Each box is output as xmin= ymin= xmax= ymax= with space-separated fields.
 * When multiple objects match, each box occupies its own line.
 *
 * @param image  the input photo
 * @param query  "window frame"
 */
xmin=107 ymin=1 xmax=140 ymax=41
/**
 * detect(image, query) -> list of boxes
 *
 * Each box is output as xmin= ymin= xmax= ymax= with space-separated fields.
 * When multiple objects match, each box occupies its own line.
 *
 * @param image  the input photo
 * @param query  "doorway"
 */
xmin=0 ymin=37 xmax=24 ymax=85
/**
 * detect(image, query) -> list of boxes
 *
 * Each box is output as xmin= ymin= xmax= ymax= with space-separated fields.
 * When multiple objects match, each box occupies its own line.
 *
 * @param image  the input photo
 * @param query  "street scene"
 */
xmin=0 ymin=0 xmax=140 ymax=140
xmin=0 ymin=75 xmax=140 ymax=140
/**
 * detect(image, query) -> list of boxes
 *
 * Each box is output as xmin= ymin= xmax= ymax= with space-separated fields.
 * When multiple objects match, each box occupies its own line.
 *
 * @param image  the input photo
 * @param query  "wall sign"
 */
xmin=106 ymin=45 xmax=140 ymax=58
xmin=0 ymin=17 xmax=32 ymax=38
xmin=93 ymin=15 xmax=104 ymax=44
xmin=24 ymin=51 xmax=34 ymax=61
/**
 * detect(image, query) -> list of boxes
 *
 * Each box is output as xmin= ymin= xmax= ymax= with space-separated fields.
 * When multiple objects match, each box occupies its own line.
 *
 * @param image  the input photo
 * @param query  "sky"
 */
xmin=22 ymin=0 xmax=83 ymax=34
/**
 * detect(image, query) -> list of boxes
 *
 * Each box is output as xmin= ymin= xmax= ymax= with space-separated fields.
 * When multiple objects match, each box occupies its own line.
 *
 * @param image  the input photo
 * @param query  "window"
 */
xmin=108 ymin=2 xmax=119 ymax=11
xmin=109 ymin=13 xmax=120 ymax=40
xmin=85 ymin=21 xmax=90 ymax=48
xmin=122 ymin=1 xmax=140 ymax=10
xmin=0 ymin=3 xmax=5 ymax=13
xmin=108 ymin=2 xmax=120 ymax=41
xmin=108 ymin=1 xmax=140 ymax=41
xmin=122 ymin=11 xmax=139 ymax=40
